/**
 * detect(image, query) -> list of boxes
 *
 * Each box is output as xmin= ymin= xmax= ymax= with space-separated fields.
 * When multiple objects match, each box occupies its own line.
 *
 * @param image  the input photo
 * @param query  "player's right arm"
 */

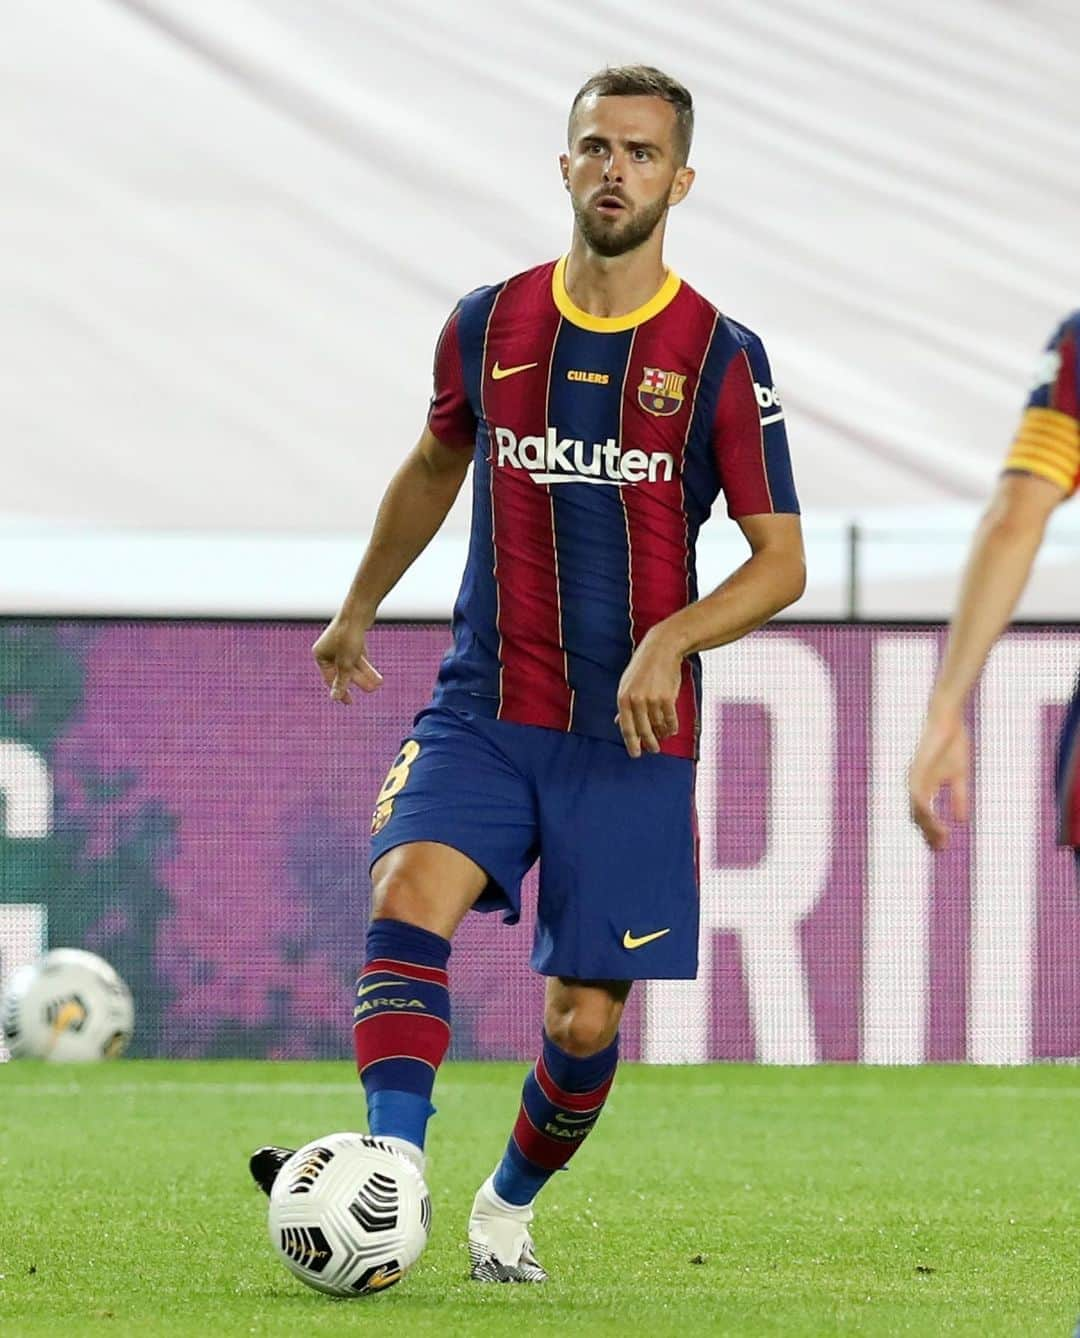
xmin=909 ymin=314 xmax=1080 ymax=849
xmin=315 ymin=306 xmax=478 ymax=703
xmin=313 ymin=427 xmax=472 ymax=703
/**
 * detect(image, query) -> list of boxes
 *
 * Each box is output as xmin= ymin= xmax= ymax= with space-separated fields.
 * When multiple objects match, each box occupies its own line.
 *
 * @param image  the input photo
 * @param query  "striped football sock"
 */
xmin=353 ymin=919 xmax=451 ymax=1153
xmin=492 ymin=1031 xmax=618 ymax=1206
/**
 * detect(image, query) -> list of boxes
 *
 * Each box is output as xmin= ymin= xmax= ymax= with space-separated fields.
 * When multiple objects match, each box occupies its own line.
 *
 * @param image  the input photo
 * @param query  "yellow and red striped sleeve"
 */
xmin=1003 ymin=313 xmax=1080 ymax=495
xmin=1003 ymin=406 xmax=1080 ymax=495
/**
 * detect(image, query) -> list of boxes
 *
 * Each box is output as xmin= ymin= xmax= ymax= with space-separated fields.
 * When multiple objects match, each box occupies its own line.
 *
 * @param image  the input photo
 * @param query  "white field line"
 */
xmin=0 ymin=1080 xmax=354 ymax=1097
xmin=4 ymin=1079 xmax=1080 ymax=1100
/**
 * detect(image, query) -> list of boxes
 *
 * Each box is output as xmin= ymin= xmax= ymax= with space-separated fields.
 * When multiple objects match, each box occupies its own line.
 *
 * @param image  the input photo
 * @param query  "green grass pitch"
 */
xmin=3 ymin=1062 xmax=1079 ymax=1336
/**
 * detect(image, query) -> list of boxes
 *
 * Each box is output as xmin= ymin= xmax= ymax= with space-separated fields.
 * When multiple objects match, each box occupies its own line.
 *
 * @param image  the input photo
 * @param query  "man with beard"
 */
xmin=251 ymin=65 xmax=805 ymax=1283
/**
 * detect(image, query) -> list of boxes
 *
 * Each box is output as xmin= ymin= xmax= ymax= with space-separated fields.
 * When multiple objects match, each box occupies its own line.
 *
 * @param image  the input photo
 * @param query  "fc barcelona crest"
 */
xmin=638 ymin=367 xmax=686 ymax=417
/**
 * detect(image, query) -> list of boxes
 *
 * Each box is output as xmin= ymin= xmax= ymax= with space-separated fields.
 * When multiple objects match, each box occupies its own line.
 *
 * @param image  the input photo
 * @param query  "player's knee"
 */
xmin=369 ymin=864 xmax=432 ymax=927
xmin=544 ymin=998 xmax=620 ymax=1057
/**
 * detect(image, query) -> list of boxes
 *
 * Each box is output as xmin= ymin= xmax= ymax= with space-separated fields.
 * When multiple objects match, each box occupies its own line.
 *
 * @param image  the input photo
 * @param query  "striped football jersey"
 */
xmin=427 ymin=258 xmax=800 ymax=760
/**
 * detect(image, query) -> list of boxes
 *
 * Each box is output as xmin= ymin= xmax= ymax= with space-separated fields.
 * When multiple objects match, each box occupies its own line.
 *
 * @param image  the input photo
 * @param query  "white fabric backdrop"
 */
xmin=3 ymin=0 xmax=1079 ymax=613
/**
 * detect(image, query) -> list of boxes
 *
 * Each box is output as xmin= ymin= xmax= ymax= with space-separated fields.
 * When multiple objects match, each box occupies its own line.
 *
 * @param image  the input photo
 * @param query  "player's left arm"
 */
xmin=657 ymin=512 xmax=806 ymax=652
xmin=615 ymin=514 xmax=804 ymax=757
xmin=616 ymin=332 xmax=804 ymax=758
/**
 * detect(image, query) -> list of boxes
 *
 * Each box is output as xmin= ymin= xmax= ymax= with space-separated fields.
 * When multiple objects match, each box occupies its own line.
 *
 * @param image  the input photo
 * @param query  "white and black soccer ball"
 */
xmin=268 ymin=1133 xmax=431 ymax=1297
xmin=1 ymin=948 xmax=135 ymax=1062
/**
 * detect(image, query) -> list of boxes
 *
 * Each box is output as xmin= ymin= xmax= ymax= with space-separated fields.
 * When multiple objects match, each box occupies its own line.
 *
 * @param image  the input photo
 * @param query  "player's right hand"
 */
xmin=907 ymin=711 xmax=970 ymax=851
xmin=312 ymin=614 xmax=383 ymax=705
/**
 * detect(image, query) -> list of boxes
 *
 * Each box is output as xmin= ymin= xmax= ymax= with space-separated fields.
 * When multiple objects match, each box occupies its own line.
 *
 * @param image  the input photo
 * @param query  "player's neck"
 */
xmin=562 ymin=236 xmax=669 ymax=320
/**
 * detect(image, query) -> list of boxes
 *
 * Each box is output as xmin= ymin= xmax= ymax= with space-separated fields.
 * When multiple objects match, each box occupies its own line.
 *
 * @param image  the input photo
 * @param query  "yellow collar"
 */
xmin=551 ymin=256 xmax=681 ymax=333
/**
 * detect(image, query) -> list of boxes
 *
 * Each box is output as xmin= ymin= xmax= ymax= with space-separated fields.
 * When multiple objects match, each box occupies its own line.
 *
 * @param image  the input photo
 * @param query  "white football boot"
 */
xmin=467 ymin=1173 xmax=548 ymax=1282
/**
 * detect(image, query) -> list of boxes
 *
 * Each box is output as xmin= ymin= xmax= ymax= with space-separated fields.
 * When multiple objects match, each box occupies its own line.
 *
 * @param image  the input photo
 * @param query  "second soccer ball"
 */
xmin=1 ymin=947 xmax=135 ymax=1062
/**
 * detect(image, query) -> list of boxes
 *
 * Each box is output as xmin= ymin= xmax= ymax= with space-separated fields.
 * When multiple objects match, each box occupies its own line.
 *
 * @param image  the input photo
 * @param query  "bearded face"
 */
xmin=570 ymin=185 xmax=671 ymax=259
xmin=561 ymin=93 xmax=692 ymax=261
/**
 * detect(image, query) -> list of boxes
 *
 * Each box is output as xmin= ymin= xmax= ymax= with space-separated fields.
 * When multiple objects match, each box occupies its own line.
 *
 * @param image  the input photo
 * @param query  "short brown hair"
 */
xmin=568 ymin=65 xmax=694 ymax=164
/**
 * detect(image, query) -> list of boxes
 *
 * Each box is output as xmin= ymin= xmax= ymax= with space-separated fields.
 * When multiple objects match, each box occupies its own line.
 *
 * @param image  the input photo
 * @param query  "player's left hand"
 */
xmin=615 ymin=628 xmax=683 ymax=759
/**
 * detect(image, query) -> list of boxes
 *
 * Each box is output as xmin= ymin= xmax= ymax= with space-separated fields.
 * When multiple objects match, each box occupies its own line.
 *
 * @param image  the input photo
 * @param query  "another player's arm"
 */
xmin=313 ymin=427 xmax=471 ymax=703
xmin=908 ymin=470 xmax=1065 ymax=848
xmin=909 ymin=314 xmax=1080 ymax=848
xmin=616 ymin=514 xmax=805 ymax=758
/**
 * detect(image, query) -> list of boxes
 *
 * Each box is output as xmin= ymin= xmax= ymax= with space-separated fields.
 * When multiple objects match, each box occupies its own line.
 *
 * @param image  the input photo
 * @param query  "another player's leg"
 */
xmin=468 ymin=976 xmax=629 ymax=1282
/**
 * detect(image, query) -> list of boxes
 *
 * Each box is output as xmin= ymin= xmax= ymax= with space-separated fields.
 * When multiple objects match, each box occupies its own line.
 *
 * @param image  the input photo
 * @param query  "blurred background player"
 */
xmin=251 ymin=65 xmax=804 ymax=1281
xmin=909 ymin=312 xmax=1080 ymax=853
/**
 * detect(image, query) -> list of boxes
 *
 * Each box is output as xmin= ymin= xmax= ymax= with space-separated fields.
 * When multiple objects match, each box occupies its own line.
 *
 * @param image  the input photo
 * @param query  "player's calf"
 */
xmin=469 ymin=985 xmax=625 ymax=1284
xmin=354 ymin=918 xmax=452 ymax=1158
xmin=467 ymin=1030 xmax=618 ymax=1282
xmin=493 ymin=1028 xmax=619 ymax=1205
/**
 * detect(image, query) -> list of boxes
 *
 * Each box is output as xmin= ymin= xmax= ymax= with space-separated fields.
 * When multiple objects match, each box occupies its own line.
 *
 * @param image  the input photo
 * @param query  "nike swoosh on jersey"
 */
xmin=622 ymin=928 xmax=671 ymax=950
xmin=553 ymin=1112 xmax=596 ymax=1125
xmin=357 ymin=979 xmax=409 ymax=996
xmin=491 ymin=361 xmax=539 ymax=380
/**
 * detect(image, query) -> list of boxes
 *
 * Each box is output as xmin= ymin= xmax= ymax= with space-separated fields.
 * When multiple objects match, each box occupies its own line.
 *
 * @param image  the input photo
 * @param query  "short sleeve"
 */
xmin=1003 ymin=313 xmax=1080 ymax=495
xmin=711 ymin=335 xmax=800 ymax=518
xmin=427 ymin=307 xmax=477 ymax=449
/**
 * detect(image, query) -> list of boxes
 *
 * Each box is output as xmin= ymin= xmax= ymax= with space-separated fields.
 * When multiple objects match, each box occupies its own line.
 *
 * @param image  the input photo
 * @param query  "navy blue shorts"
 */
xmin=369 ymin=705 xmax=699 ymax=980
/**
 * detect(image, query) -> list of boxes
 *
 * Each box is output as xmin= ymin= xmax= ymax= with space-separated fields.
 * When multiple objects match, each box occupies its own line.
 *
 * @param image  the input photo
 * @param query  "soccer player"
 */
xmin=251 ymin=65 xmax=805 ymax=1282
xmin=909 ymin=311 xmax=1080 ymax=852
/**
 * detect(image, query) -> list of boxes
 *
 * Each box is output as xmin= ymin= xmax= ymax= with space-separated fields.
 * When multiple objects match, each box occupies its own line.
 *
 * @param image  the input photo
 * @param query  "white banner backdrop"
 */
xmin=3 ymin=1 xmax=1079 ymax=614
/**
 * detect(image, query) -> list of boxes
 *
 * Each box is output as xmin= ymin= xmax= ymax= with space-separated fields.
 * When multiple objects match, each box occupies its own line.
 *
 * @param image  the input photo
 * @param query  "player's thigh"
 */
xmin=534 ymin=741 xmax=698 ymax=981
xmin=368 ymin=707 xmax=538 ymax=932
xmin=543 ymin=976 xmax=631 ymax=1056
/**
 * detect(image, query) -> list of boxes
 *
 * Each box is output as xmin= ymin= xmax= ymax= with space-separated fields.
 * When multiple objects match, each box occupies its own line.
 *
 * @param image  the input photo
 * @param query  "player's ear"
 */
xmin=559 ymin=153 xmax=570 ymax=191
xmin=668 ymin=165 xmax=695 ymax=208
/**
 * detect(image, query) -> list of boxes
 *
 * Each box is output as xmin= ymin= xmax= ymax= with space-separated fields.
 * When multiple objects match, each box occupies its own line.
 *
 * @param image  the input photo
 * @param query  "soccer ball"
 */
xmin=1 ymin=948 xmax=135 ymax=1062
xmin=268 ymin=1132 xmax=431 ymax=1296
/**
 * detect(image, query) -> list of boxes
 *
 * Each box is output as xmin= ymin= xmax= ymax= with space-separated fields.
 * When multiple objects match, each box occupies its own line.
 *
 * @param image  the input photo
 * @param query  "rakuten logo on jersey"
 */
xmin=493 ymin=426 xmax=675 ymax=487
